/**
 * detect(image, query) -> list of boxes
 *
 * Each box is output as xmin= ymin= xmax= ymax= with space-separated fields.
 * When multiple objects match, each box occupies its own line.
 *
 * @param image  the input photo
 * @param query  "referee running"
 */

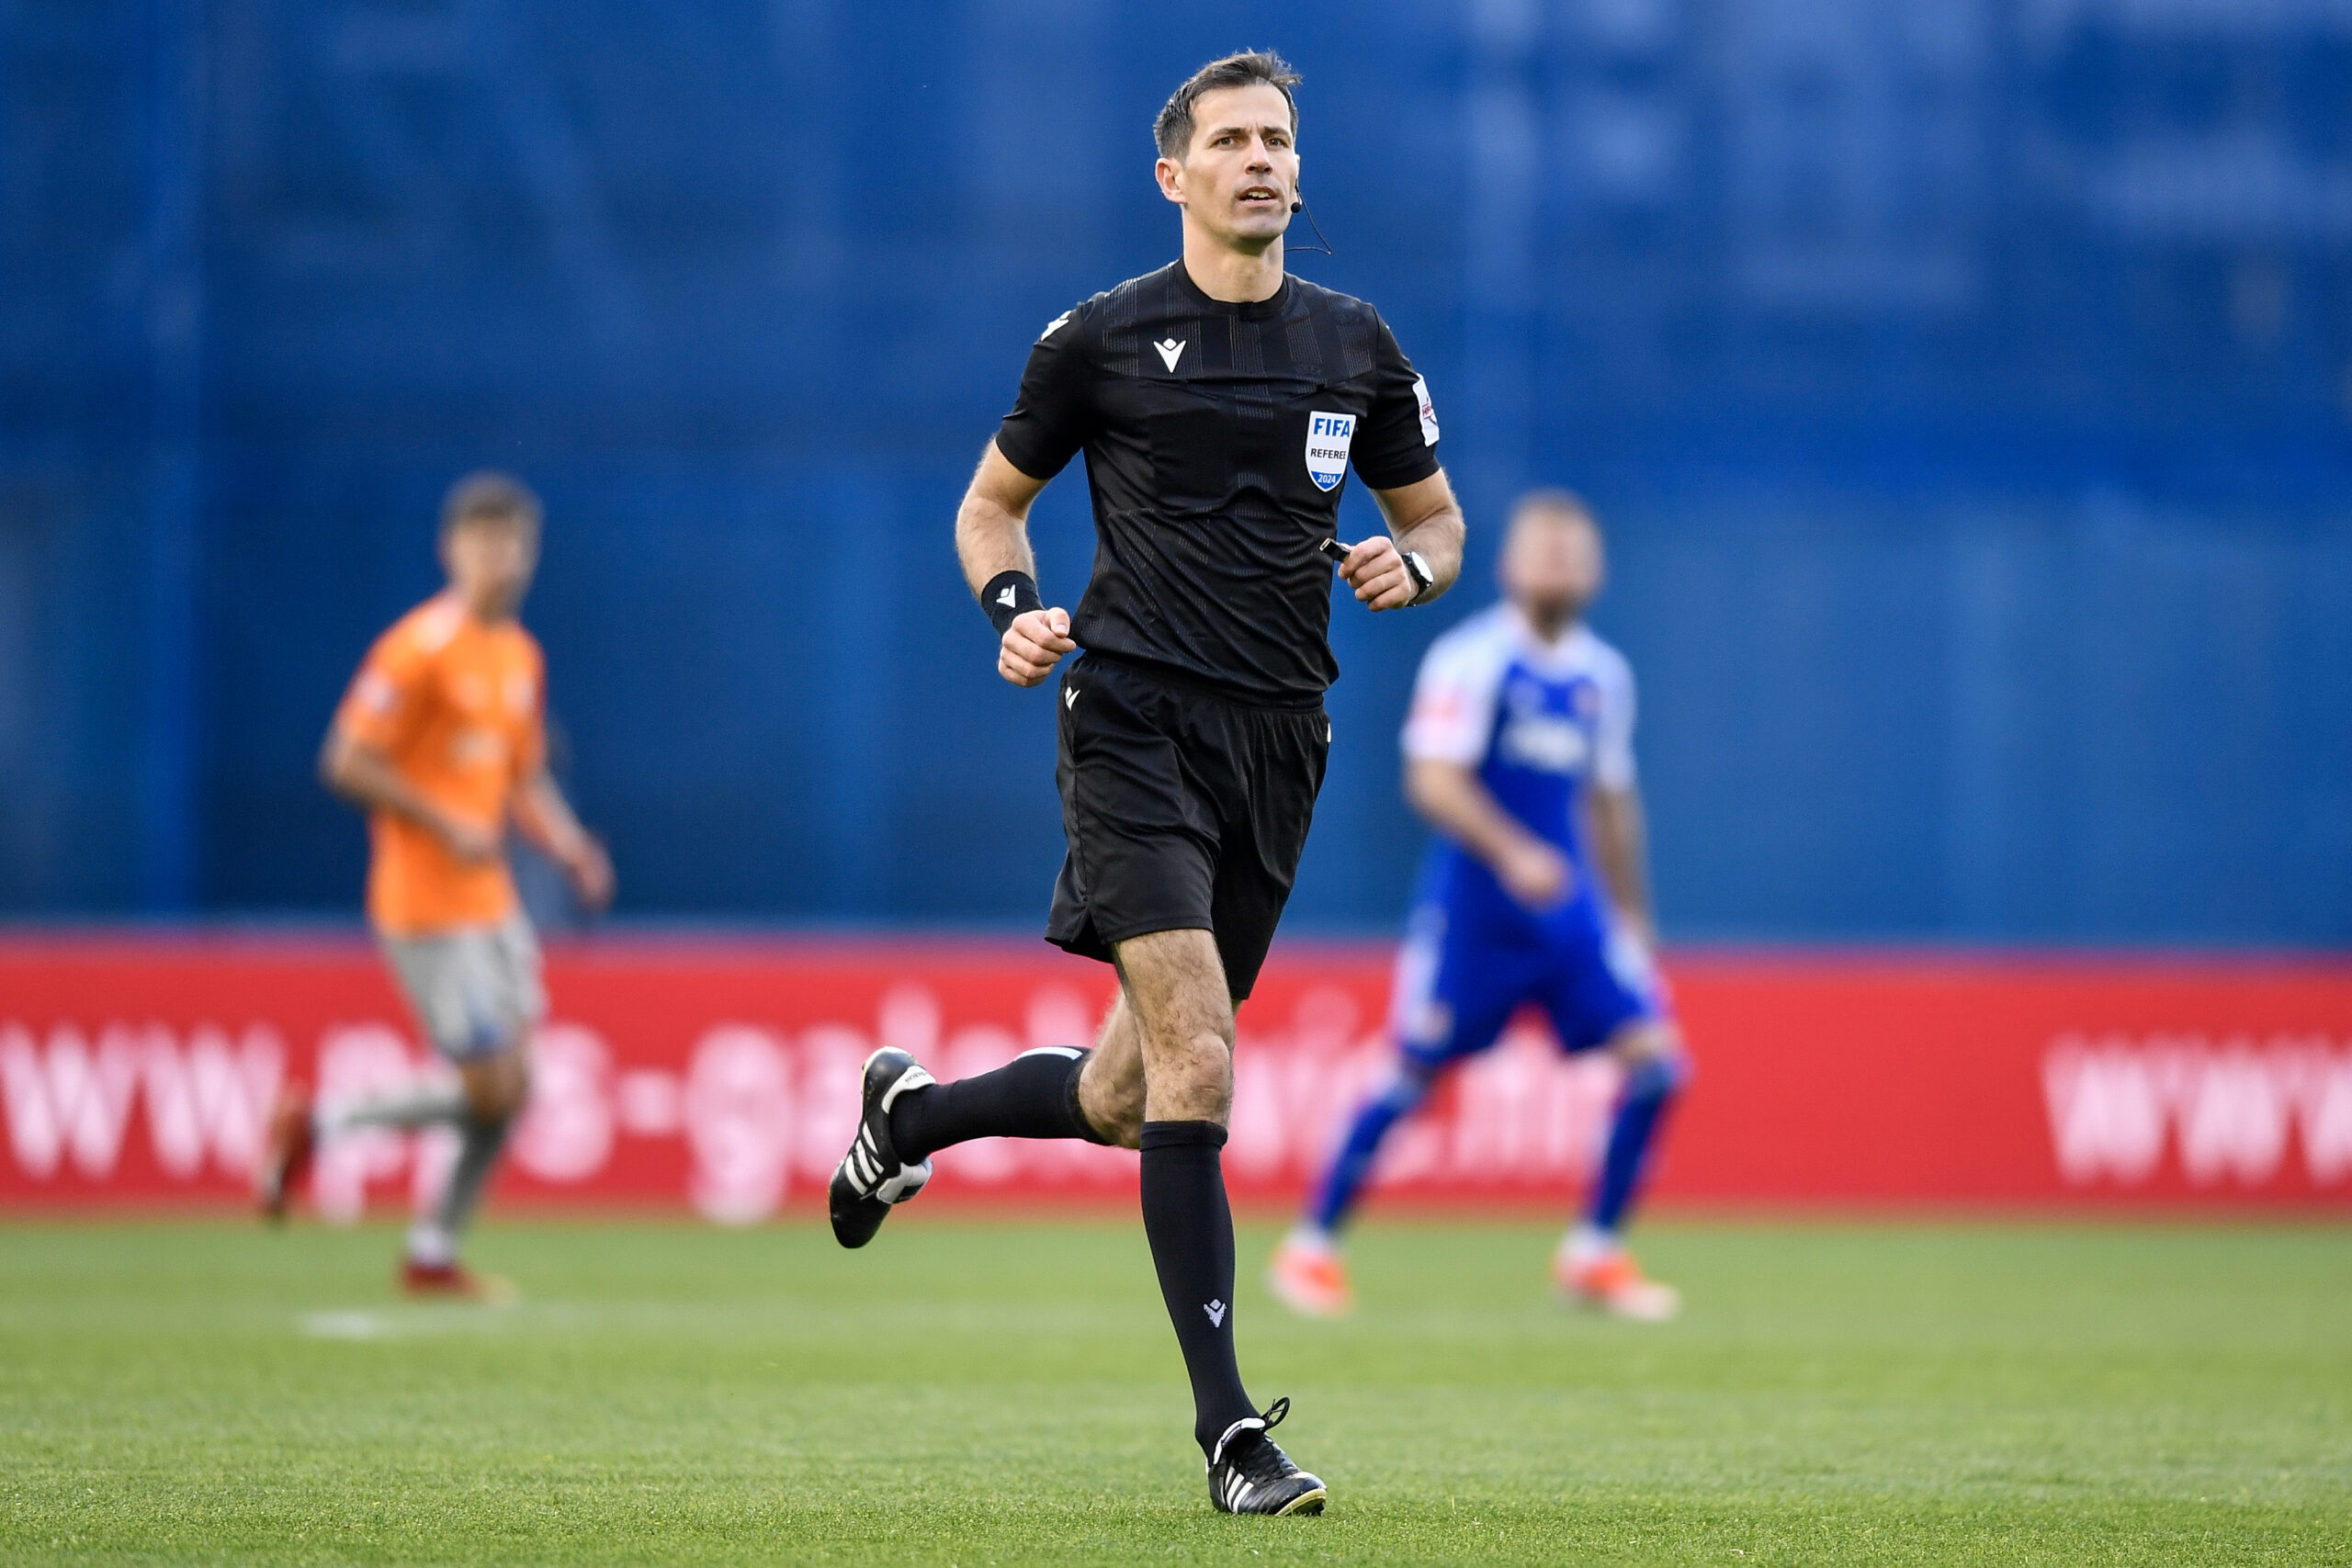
xmin=829 ymin=51 xmax=1464 ymax=1517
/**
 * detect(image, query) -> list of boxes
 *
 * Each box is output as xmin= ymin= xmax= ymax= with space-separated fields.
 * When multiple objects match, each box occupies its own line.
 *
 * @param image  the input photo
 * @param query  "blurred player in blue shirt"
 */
xmin=1270 ymin=491 xmax=1690 ymax=1320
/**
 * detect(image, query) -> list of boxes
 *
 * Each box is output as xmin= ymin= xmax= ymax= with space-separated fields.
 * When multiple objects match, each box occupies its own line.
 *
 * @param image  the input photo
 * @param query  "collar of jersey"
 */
xmin=1504 ymin=604 xmax=1599 ymax=673
xmin=1168 ymin=258 xmax=1294 ymax=321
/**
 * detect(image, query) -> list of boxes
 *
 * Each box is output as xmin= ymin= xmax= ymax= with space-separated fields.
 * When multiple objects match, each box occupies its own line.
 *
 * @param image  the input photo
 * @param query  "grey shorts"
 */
xmin=381 ymin=912 xmax=546 ymax=1062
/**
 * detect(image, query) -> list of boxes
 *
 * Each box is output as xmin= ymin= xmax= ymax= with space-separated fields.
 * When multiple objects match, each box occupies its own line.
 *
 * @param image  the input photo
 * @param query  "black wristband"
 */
xmin=981 ymin=570 xmax=1043 ymax=637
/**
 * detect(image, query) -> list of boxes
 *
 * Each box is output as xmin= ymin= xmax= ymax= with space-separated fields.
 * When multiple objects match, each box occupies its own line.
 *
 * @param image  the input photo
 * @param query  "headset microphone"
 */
xmin=1287 ymin=192 xmax=1336 ymax=256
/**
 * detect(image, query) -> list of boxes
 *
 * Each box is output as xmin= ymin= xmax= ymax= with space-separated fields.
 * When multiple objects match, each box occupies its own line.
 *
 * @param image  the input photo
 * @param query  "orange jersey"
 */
xmin=334 ymin=594 xmax=547 ymax=937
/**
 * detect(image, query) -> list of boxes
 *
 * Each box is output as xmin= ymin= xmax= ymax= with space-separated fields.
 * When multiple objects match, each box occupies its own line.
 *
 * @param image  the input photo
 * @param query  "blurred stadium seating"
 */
xmin=4 ymin=0 xmax=2349 ymax=943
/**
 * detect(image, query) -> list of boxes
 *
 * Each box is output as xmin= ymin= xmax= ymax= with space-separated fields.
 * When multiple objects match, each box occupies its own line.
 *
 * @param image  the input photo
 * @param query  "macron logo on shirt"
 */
xmin=1154 ymin=337 xmax=1186 ymax=372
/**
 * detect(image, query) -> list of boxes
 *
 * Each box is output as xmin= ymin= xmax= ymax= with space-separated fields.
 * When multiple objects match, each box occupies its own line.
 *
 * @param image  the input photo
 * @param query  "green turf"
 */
xmin=0 ymin=1217 xmax=2346 ymax=1565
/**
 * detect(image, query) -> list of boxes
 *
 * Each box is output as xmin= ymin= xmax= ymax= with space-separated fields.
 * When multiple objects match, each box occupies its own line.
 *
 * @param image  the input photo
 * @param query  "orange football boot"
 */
xmin=400 ymin=1258 xmax=517 ymax=1304
xmin=1555 ymin=1247 xmax=1680 ymax=1322
xmin=1267 ymin=1234 xmax=1354 ymax=1319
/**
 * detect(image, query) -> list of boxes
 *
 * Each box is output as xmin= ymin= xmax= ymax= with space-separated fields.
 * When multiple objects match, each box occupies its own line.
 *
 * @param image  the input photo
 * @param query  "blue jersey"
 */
xmin=1401 ymin=604 xmax=1638 ymax=945
xmin=1389 ymin=603 xmax=1661 ymax=1065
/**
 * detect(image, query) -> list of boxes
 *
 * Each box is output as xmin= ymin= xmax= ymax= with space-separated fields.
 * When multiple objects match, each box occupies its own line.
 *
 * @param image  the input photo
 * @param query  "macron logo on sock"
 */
xmin=1204 ymin=1299 xmax=1227 ymax=1327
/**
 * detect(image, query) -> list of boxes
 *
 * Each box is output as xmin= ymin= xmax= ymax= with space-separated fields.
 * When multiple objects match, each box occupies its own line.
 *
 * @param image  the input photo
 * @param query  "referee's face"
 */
xmin=1159 ymin=82 xmax=1300 ymax=250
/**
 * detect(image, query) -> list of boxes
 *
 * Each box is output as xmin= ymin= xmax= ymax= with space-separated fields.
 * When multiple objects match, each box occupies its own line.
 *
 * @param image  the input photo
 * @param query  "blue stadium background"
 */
xmin=6 ymin=0 xmax=2349 ymax=942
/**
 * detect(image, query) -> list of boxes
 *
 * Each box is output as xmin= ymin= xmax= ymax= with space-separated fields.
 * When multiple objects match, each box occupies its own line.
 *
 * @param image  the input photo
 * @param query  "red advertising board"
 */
xmin=2 ymin=936 xmax=2347 ymax=1217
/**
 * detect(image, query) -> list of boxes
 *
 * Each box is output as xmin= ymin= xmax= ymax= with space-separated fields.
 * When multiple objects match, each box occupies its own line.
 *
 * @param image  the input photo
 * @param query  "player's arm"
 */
xmin=1344 ymin=471 xmax=1466 ymax=613
xmin=511 ymin=769 xmax=616 ymax=911
xmin=956 ymin=440 xmax=1075 ymax=688
xmin=318 ymin=725 xmax=499 ymax=864
xmin=1581 ymin=650 xmax=1651 ymax=942
xmin=1404 ymin=757 xmax=1571 ymax=910
xmin=1585 ymin=784 xmax=1656 ymax=947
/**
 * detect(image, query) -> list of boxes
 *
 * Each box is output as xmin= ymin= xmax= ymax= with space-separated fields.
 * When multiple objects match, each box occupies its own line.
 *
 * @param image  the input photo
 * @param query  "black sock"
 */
xmin=888 ymin=1047 xmax=1106 ymax=1163
xmin=1139 ymin=1120 xmax=1255 ymax=1457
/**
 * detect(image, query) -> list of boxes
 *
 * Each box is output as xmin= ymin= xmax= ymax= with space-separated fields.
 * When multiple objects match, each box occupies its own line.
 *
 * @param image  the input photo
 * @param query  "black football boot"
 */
xmin=828 ymin=1047 xmax=936 ymax=1248
xmin=1206 ymin=1397 xmax=1328 ymax=1516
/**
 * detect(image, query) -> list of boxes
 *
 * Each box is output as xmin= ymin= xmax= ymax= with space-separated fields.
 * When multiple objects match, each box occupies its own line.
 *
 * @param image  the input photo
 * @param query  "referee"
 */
xmin=829 ymin=50 xmax=1464 ymax=1517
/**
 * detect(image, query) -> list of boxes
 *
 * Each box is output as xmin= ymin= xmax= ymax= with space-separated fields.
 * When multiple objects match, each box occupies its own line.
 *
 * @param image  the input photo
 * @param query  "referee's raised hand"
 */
xmin=1000 ymin=606 xmax=1076 ymax=687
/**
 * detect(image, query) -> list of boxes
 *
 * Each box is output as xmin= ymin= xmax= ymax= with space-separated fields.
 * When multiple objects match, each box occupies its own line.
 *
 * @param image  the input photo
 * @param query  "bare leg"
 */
xmin=1112 ymin=928 xmax=1258 ymax=1456
xmin=1075 ymin=991 xmax=1146 ymax=1147
xmin=1114 ymin=929 xmax=1236 ymax=1122
xmin=457 ymin=1044 xmax=531 ymax=1122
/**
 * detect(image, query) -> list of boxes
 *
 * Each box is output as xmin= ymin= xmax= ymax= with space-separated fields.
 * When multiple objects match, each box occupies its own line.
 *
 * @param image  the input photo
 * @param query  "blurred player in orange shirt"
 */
xmin=255 ymin=472 xmax=613 ymax=1296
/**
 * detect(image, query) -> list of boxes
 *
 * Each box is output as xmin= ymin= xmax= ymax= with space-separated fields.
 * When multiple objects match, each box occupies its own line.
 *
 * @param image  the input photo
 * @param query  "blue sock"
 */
xmin=1586 ymin=1052 xmax=1688 ymax=1235
xmin=1306 ymin=1071 xmax=1430 ymax=1235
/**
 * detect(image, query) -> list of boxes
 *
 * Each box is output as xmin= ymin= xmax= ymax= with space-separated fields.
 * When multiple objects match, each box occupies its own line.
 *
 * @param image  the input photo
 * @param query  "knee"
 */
xmin=464 ymin=1052 xmax=530 ymax=1123
xmin=1372 ymin=1065 xmax=1436 ymax=1119
xmin=1079 ymin=1050 xmax=1147 ymax=1150
xmin=1145 ymin=1031 xmax=1233 ymax=1125
xmin=468 ymin=1086 xmax=524 ymax=1127
xmin=1611 ymin=1022 xmax=1690 ymax=1096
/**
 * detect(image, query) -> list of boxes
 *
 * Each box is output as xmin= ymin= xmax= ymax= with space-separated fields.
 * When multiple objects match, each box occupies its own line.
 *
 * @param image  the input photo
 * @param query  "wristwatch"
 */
xmin=1400 ymin=549 xmax=1435 ymax=604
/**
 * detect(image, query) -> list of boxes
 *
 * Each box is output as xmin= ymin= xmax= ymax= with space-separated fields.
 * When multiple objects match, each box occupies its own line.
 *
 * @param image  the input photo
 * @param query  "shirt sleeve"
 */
xmin=1349 ymin=313 xmax=1442 ymax=491
xmin=991 ymin=306 xmax=1095 ymax=481
xmin=1400 ymin=626 xmax=1506 ymax=765
xmin=1592 ymin=647 xmax=1638 ymax=791
xmin=334 ymin=626 xmax=431 ymax=754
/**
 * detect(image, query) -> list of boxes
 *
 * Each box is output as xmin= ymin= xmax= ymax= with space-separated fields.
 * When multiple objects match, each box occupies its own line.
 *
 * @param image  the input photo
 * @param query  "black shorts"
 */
xmin=1046 ymin=654 xmax=1330 ymax=1000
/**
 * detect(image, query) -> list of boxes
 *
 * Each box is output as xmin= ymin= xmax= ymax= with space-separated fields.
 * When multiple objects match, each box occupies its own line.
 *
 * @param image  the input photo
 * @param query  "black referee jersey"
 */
xmin=994 ymin=260 xmax=1442 ymax=709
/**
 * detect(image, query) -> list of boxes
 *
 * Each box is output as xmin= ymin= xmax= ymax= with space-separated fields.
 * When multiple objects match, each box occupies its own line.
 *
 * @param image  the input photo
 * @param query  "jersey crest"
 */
xmin=1304 ymin=412 xmax=1356 ymax=491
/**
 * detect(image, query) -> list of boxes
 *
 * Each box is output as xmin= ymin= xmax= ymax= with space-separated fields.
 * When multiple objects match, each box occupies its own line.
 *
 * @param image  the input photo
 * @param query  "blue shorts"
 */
xmin=1388 ymin=902 xmax=1665 ymax=1073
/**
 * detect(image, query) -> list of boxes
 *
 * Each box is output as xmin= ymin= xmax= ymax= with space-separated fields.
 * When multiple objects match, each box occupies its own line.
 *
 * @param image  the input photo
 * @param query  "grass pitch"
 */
xmin=1 ymin=1217 xmax=2346 ymax=1565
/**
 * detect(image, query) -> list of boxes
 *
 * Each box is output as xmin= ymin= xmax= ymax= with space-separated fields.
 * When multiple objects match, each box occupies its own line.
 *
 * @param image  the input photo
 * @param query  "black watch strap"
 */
xmin=1401 ymin=550 xmax=1434 ymax=604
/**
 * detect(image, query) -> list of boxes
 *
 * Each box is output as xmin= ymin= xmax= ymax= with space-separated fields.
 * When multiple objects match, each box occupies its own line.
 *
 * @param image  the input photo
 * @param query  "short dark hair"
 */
xmin=439 ymin=471 xmax=542 ymax=536
xmin=1155 ymin=51 xmax=1301 ymax=161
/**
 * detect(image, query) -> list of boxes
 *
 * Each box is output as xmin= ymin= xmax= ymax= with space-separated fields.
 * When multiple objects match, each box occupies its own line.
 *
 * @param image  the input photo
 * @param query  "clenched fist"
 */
xmin=1000 ymin=606 xmax=1077 ymax=687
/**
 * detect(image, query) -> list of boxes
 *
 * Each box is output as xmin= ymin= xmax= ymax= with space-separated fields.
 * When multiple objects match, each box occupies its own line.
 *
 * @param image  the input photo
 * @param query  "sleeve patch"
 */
xmin=1414 ymin=376 xmax=1440 ymax=446
xmin=1398 ymin=624 xmax=1508 ymax=764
